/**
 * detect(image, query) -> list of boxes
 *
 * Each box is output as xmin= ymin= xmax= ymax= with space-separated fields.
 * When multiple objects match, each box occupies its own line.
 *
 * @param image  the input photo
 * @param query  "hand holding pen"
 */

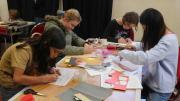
xmin=50 ymin=67 xmax=61 ymax=75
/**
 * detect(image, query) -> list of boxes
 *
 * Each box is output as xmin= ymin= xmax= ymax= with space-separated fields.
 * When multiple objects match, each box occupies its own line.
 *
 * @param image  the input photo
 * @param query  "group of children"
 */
xmin=0 ymin=8 xmax=178 ymax=101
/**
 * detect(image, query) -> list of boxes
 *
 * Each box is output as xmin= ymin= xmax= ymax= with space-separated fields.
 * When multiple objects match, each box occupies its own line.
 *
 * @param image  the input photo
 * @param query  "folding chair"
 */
xmin=31 ymin=22 xmax=45 ymax=34
xmin=0 ymin=26 xmax=13 ymax=48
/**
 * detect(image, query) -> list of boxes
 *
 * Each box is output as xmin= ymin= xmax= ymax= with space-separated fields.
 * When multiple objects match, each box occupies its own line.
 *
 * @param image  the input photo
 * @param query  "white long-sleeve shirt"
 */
xmin=119 ymin=33 xmax=179 ymax=93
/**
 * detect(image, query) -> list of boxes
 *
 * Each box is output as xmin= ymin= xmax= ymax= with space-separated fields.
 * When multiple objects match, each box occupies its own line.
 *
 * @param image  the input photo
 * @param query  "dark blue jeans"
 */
xmin=0 ymin=86 xmax=24 ymax=101
xmin=148 ymin=91 xmax=172 ymax=101
xmin=141 ymin=84 xmax=172 ymax=101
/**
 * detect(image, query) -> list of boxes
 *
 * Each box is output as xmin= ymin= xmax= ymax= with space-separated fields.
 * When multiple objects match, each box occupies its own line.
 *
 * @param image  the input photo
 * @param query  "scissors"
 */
xmin=23 ymin=89 xmax=46 ymax=96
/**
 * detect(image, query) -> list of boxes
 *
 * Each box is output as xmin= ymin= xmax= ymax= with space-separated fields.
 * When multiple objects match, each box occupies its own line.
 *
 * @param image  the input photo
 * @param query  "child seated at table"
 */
xmin=9 ymin=9 xmax=22 ymax=21
xmin=0 ymin=27 xmax=66 ymax=101
xmin=103 ymin=12 xmax=139 ymax=43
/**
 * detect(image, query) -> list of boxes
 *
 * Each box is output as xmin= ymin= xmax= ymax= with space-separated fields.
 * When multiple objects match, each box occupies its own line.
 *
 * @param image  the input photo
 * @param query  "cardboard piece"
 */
xmin=59 ymin=82 xmax=112 ymax=101
xmin=74 ymin=93 xmax=92 ymax=101
xmin=59 ymin=89 xmax=99 ymax=101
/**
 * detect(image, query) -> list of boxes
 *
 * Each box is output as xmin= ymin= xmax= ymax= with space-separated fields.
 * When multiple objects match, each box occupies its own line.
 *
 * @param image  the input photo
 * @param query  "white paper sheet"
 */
xmin=127 ymin=76 xmax=142 ymax=89
xmin=52 ymin=68 xmax=77 ymax=86
xmin=111 ymin=62 xmax=124 ymax=72
xmin=85 ymin=55 xmax=124 ymax=76
xmin=101 ymin=74 xmax=113 ymax=88
xmin=107 ymin=42 xmax=127 ymax=47
xmin=111 ymin=54 xmax=143 ymax=72
xmin=116 ymin=60 xmax=141 ymax=71
xmin=86 ymin=67 xmax=112 ymax=76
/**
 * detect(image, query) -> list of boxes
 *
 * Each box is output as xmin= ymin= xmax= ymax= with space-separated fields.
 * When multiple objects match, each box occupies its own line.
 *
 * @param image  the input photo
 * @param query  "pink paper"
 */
xmin=105 ymin=70 xmax=129 ymax=91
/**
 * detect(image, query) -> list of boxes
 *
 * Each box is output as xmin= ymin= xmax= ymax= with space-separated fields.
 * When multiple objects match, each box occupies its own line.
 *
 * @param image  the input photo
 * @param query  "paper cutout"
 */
xmin=119 ymin=76 xmax=128 ymax=81
xmin=104 ymin=70 xmax=129 ymax=91
xmin=52 ymin=68 xmax=76 ymax=86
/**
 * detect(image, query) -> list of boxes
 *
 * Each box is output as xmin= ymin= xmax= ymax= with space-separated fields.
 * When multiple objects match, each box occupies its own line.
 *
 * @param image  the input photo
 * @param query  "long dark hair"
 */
xmin=16 ymin=28 xmax=66 ymax=74
xmin=140 ymin=8 xmax=167 ymax=51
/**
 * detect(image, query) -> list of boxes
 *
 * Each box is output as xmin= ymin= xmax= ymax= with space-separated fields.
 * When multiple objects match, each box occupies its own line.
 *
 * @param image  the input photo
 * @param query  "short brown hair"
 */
xmin=64 ymin=9 xmax=82 ymax=22
xmin=122 ymin=12 xmax=139 ymax=26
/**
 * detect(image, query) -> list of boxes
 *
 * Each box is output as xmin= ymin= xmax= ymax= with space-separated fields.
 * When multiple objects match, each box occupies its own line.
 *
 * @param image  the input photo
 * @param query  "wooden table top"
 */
xmin=13 ymin=55 xmax=141 ymax=101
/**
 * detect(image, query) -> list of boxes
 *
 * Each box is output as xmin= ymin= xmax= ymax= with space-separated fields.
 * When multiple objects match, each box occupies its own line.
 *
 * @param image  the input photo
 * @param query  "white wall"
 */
xmin=59 ymin=0 xmax=63 ymax=10
xmin=112 ymin=0 xmax=180 ymax=43
xmin=0 ymin=0 xmax=9 ymax=22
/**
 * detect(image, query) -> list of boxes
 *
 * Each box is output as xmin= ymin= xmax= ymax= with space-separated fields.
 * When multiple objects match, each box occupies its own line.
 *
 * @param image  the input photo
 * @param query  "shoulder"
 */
xmin=111 ymin=19 xmax=116 ymax=22
xmin=110 ymin=19 xmax=118 ymax=24
xmin=159 ymin=33 xmax=178 ymax=47
xmin=107 ymin=19 xmax=119 ymax=28
xmin=13 ymin=43 xmax=32 ymax=55
xmin=2 ymin=42 xmax=32 ymax=65
xmin=45 ymin=21 xmax=65 ymax=34
xmin=45 ymin=21 xmax=59 ymax=28
xmin=8 ymin=43 xmax=32 ymax=70
xmin=45 ymin=19 xmax=63 ymax=30
xmin=161 ymin=33 xmax=178 ymax=42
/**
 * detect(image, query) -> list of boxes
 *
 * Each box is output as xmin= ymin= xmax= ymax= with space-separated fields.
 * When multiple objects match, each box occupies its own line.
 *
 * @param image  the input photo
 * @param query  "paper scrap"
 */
xmin=51 ymin=68 xmax=77 ymax=86
xmin=127 ymin=76 xmax=142 ymax=89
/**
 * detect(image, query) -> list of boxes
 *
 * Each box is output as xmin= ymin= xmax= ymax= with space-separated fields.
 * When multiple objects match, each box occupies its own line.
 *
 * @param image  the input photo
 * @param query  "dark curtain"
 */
xmin=7 ymin=0 xmax=59 ymax=21
xmin=63 ymin=0 xmax=113 ymax=39
xmin=7 ymin=0 xmax=20 ymax=9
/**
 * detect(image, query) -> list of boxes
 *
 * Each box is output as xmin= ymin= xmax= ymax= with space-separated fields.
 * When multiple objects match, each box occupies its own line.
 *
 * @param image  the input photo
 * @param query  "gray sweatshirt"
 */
xmin=118 ymin=33 xmax=179 ymax=93
xmin=45 ymin=19 xmax=85 ymax=55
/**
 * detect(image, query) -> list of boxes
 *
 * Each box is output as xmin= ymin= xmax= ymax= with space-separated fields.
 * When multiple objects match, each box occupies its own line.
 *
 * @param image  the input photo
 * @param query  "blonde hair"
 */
xmin=64 ymin=9 xmax=82 ymax=22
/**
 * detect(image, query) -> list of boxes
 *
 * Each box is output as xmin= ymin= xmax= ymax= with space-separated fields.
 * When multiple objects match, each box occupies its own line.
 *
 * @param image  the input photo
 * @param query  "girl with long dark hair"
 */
xmin=0 ymin=28 xmax=66 ymax=101
xmin=118 ymin=8 xmax=178 ymax=101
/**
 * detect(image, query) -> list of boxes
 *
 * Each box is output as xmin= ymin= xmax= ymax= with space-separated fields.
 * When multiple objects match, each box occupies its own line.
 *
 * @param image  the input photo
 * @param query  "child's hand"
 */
xmin=84 ymin=44 xmax=95 ymax=54
xmin=50 ymin=68 xmax=61 ymax=75
xmin=42 ymin=74 xmax=59 ymax=83
xmin=118 ymin=37 xmax=127 ymax=43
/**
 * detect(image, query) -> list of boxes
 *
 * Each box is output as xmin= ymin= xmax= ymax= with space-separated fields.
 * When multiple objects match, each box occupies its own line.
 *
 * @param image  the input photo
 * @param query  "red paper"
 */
xmin=20 ymin=94 xmax=35 ymax=101
xmin=105 ymin=70 xmax=129 ymax=91
xmin=105 ymin=76 xmax=118 ymax=84
xmin=111 ymin=70 xmax=121 ymax=77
